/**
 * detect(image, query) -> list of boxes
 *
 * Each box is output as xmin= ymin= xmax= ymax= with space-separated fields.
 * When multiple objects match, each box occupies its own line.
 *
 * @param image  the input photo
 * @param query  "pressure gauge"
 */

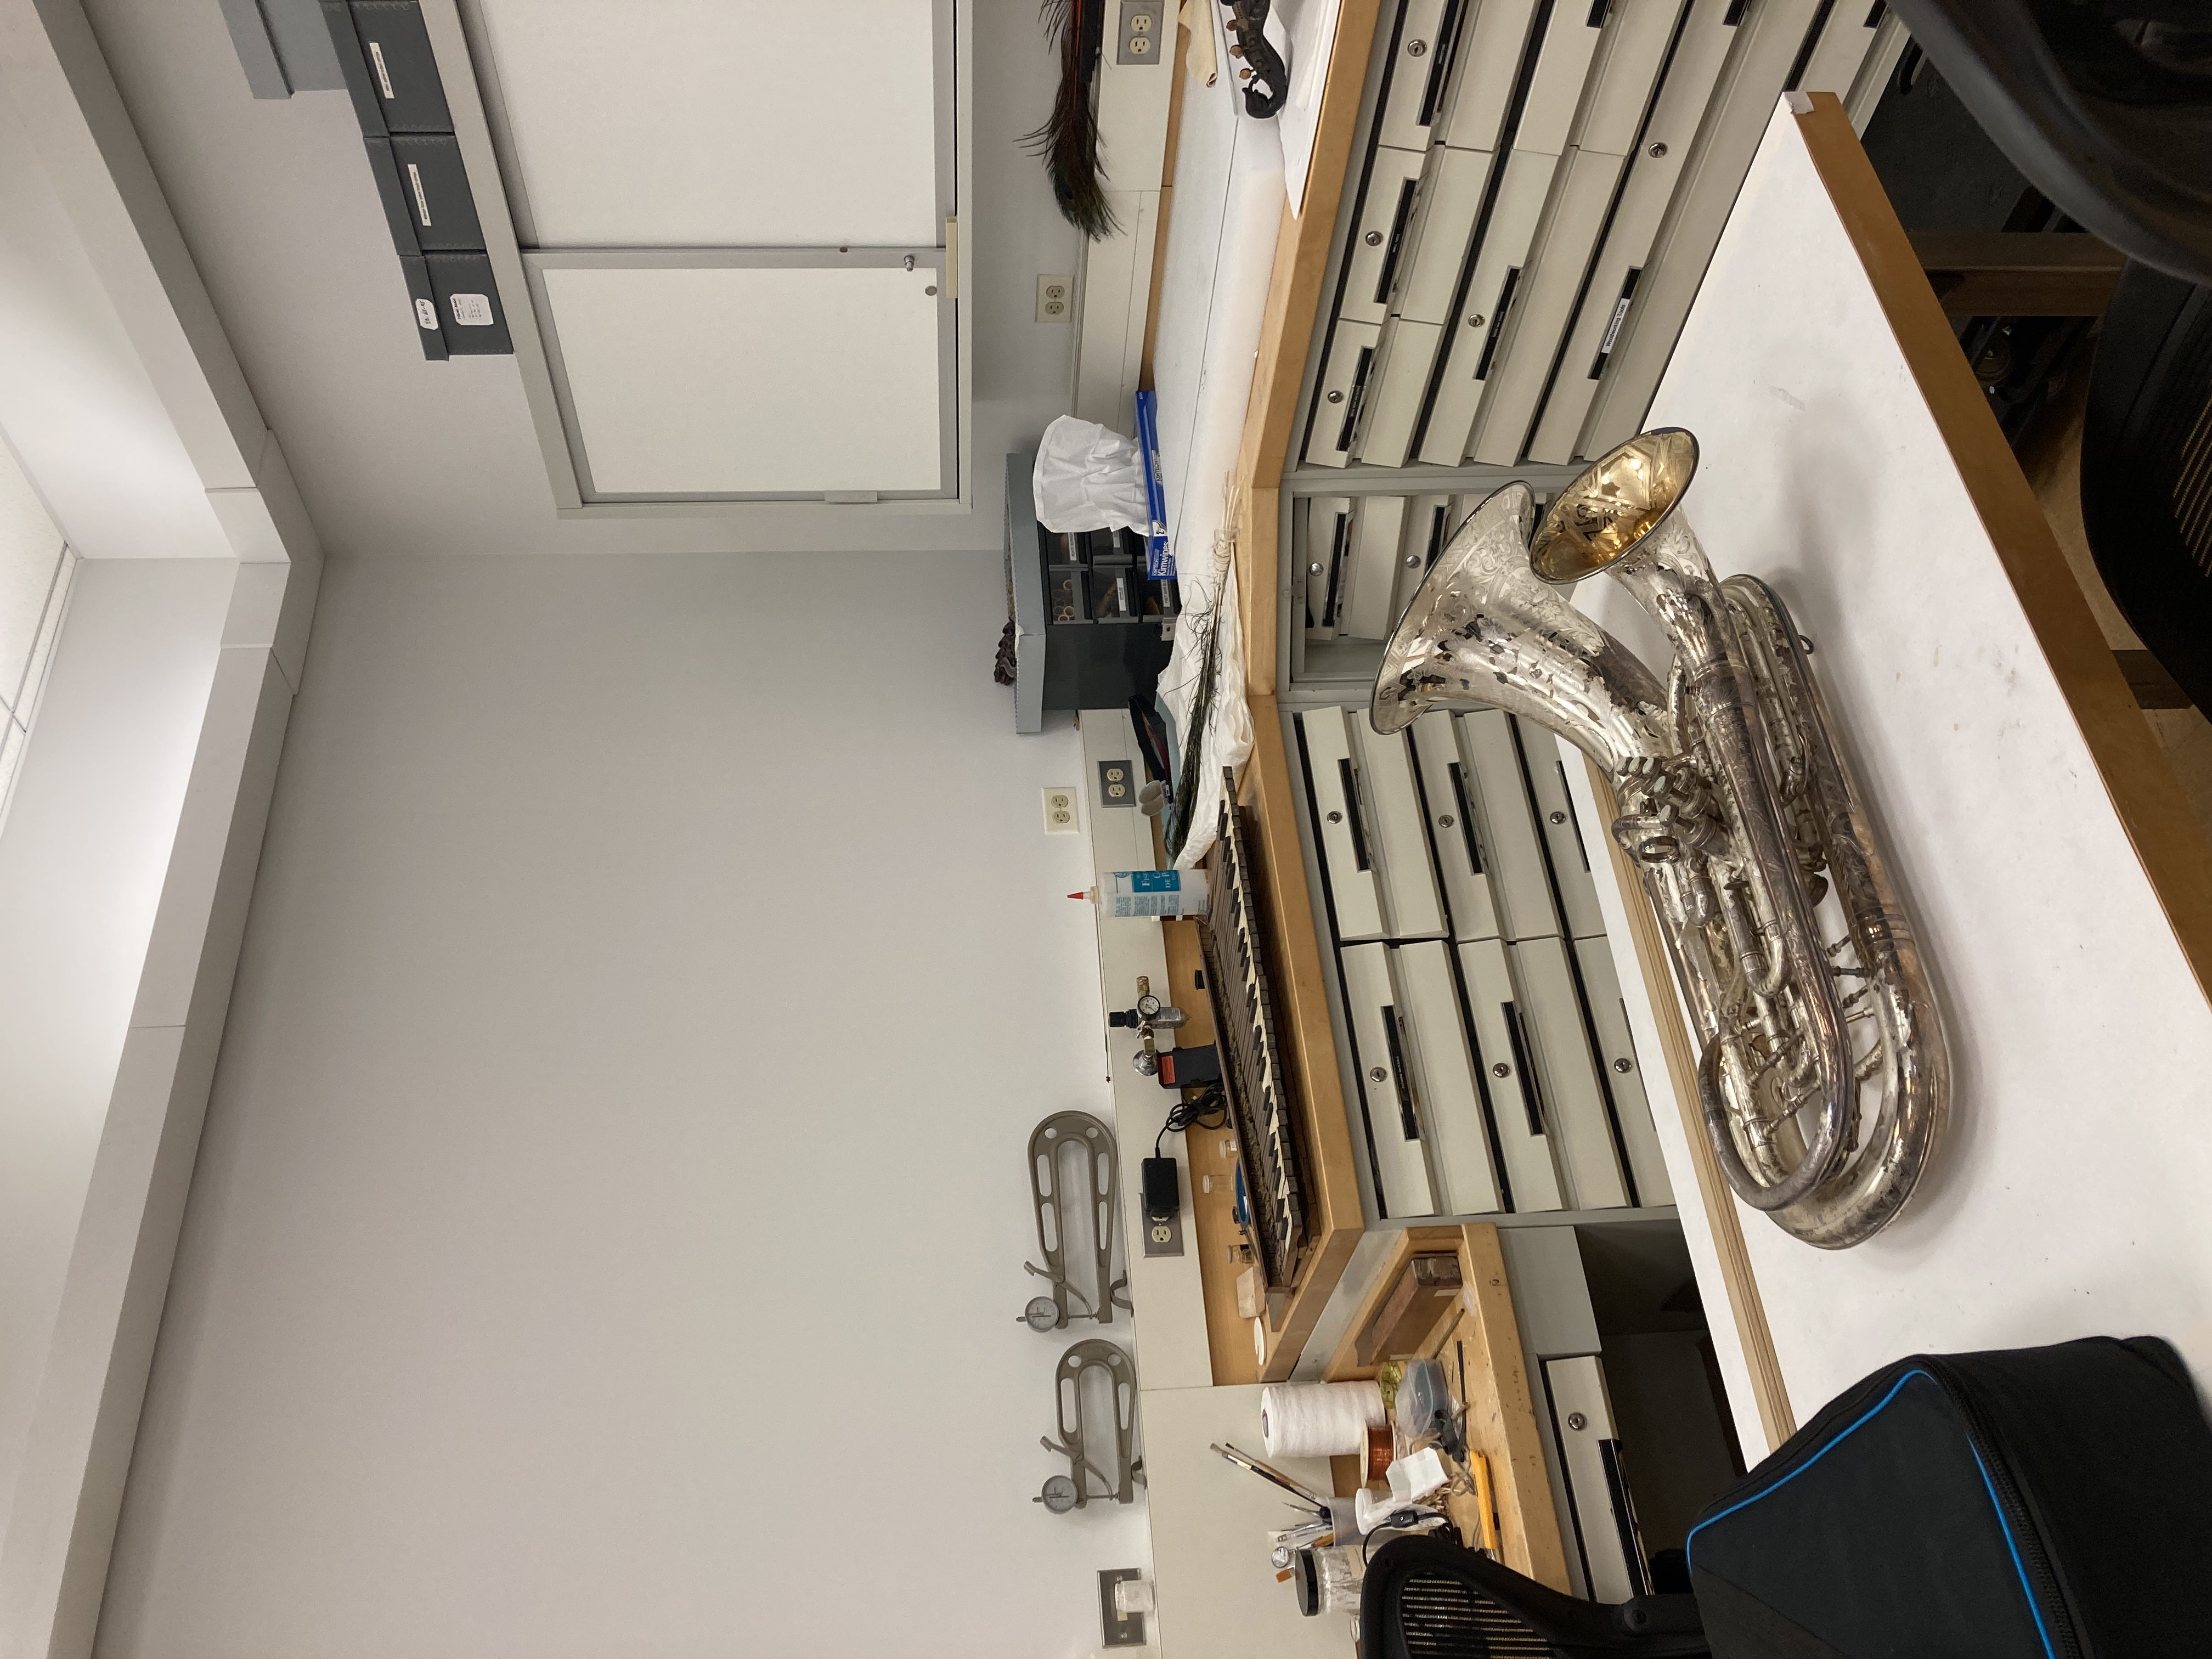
xmin=1036 ymin=1475 xmax=1080 ymax=1514
xmin=1136 ymin=992 xmax=1164 ymax=1019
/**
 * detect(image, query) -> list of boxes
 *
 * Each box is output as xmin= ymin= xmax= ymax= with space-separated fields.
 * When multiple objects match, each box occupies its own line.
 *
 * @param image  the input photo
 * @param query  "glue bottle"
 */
xmin=1069 ymin=868 xmax=1210 ymax=918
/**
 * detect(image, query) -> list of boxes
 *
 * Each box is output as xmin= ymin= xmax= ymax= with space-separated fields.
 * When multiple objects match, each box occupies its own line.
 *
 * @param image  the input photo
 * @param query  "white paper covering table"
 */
xmin=1569 ymin=93 xmax=2212 ymax=1459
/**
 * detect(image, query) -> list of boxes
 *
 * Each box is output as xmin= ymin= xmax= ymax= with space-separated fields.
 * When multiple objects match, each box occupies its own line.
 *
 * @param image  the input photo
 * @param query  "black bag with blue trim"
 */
xmin=1684 ymin=1336 xmax=2212 ymax=1659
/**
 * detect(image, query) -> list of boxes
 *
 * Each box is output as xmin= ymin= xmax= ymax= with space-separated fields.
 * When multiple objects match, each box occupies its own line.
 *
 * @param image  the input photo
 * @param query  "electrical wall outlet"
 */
xmin=1098 ymin=1569 xmax=1147 ymax=1648
xmin=1116 ymin=0 xmax=1166 ymax=64
xmin=1043 ymin=786 xmax=1080 ymax=833
xmin=1097 ymin=759 xmax=1136 ymax=809
xmin=1036 ymin=274 xmax=1073 ymax=322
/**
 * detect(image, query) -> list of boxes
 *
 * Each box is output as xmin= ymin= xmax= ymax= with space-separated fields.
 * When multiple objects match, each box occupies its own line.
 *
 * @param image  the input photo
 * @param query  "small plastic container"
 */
xmin=1294 ymin=1545 xmax=1367 ymax=1617
xmin=1071 ymin=868 xmax=1210 ymax=918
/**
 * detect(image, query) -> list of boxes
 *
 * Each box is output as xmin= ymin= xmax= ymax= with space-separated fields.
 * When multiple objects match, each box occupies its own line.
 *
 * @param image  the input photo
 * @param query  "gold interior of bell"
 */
xmin=1528 ymin=428 xmax=1699 ymax=583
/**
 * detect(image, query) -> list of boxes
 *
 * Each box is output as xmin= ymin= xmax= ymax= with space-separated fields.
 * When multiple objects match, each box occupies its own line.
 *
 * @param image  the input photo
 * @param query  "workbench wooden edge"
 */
xmin=1793 ymin=92 xmax=2212 ymax=1011
xmin=1588 ymin=761 xmax=1798 ymax=1449
xmin=1240 ymin=697 xmax=1367 ymax=1383
xmin=1233 ymin=0 xmax=1386 ymax=696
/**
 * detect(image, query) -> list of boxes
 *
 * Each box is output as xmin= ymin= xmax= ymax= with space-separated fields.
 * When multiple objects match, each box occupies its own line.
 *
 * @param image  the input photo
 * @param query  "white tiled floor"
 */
xmin=0 ymin=438 xmax=74 ymax=830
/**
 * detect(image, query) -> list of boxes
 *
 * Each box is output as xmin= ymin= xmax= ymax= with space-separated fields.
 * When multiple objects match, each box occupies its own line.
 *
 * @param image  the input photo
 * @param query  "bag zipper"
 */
xmin=1922 ymin=1359 xmax=2086 ymax=1659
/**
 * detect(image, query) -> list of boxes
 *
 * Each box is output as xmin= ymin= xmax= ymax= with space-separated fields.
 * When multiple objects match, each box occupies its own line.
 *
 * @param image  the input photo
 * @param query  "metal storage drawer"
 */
xmin=1577 ymin=0 xmax=1827 ymax=462
xmin=1545 ymin=1355 xmax=1649 ymax=1603
xmin=1393 ymin=939 xmax=1504 ymax=1216
xmin=1572 ymin=936 xmax=1673 ymax=1207
xmin=1411 ymin=711 xmax=1503 ymax=943
xmin=1341 ymin=494 xmax=1410 ymax=642
xmin=1375 ymin=0 xmax=1467 ymax=153
xmin=1342 ymin=943 xmax=1439 ymax=1218
xmin=1458 ymin=936 xmax=1564 ymax=1212
xmin=1297 ymin=495 xmax=1356 ymax=639
xmin=1794 ymin=0 xmax=1885 ymax=100
xmin=1304 ymin=319 xmax=1382 ymax=468
xmin=1301 ymin=707 xmax=1386 ymax=941
xmin=1567 ymin=0 xmax=1690 ymax=156
xmin=1359 ymin=318 xmax=1447 ymax=470
xmin=1301 ymin=708 xmax=1446 ymax=943
xmin=1415 ymin=147 xmax=1556 ymax=466
xmin=1395 ymin=145 xmax=1496 ymax=325
xmin=1454 ymin=709 xmax=1561 ymax=943
xmin=1525 ymin=0 xmax=1738 ymax=462
xmin=1511 ymin=935 xmax=1630 ymax=1211
xmin=1521 ymin=727 xmax=1607 ymax=940
xmin=1340 ymin=145 xmax=1429 ymax=328
xmin=1432 ymin=0 xmax=1539 ymax=152
xmin=1465 ymin=144 xmax=1626 ymax=465
xmin=1357 ymin=716 xmax=1447 ymax=939
xmin=1510 ymin=0 xmax=1609 ymax=157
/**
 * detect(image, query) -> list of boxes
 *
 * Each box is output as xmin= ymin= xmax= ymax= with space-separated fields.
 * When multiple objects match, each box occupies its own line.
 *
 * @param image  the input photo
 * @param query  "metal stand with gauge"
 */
xmin=1017 ymin=1111 xmax=1130 ymax=1333
xmin=1033 ymin=1339 xmax=1143 ymax=1512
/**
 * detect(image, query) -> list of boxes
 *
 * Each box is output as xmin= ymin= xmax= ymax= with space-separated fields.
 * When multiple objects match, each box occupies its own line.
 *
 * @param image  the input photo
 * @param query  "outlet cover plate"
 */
xmin=1098 ymin=1568 xmax=1147 ymax=1647
xmin=1097 ymin=758 xmax=1137 ymax=809
xmin=1043 ymin=786 xmax=1080 ymax=833
xmin=1116 ymin=0 xmax=1165 ymax=64
xmin=1142 ymin=1196 xmax=1183 ymax=1257
xmin=1036 ymin=274 xmax=1073 ymax=322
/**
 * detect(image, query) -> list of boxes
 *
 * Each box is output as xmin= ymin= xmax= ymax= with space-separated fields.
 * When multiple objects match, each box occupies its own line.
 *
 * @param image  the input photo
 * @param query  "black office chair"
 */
xmin=1884 ymin=1 xmax=2212 ymax=286
xmin=2080 ymin=259 xmax=2212 ymax=708
xmin=1358 ymin=1536 xmax=1708 ymax=1659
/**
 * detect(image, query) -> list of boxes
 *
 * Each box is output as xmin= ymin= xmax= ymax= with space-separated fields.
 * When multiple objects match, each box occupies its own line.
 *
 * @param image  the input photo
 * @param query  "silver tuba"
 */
xmin=1370 ymin=430 xmax=1947 ymax=1249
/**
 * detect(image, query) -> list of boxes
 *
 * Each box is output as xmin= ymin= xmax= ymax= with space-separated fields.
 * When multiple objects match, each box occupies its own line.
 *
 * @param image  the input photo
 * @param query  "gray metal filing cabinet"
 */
xmin=1279 ymin=0 xmax=1903 ymax=697
xmin=1290 ymin=698 xmax=1673 ymax=1225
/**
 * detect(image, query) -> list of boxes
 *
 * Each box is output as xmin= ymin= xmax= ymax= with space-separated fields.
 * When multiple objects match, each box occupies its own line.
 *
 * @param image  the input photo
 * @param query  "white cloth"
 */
xmin=1160 ymin=536 xmax=1254 ymax=868
xmin=1031 ymin=416 xmax=1149 ymax=534
xmin=1147 ymin=60 xmax=1284 ymax=867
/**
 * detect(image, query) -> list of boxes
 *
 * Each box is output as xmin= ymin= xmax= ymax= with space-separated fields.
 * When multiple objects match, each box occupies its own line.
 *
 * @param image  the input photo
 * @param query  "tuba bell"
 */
xmin=1372 ymin=430 xmax=1948 ymax=1250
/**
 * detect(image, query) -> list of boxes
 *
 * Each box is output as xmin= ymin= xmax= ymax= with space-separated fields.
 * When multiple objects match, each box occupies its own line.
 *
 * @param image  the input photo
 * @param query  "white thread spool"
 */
xmin=1260 ymin=1381 xmax=1386 ymax=1459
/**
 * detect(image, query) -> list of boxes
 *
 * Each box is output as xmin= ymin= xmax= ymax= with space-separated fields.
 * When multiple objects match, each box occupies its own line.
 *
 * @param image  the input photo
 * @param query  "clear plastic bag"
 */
xmin=1032 ymin=416 xmax=1149 ymax=534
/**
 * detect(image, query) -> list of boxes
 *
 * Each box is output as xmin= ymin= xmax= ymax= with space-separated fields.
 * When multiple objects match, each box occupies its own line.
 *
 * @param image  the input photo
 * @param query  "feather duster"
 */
xmin=1025 ymin=0 xmax=1119 ymax=239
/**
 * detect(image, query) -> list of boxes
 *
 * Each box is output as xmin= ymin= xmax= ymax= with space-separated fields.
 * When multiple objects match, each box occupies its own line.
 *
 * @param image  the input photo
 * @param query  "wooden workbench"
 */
xmin=1322 ymin=1223 xmax=1571 ymax=1592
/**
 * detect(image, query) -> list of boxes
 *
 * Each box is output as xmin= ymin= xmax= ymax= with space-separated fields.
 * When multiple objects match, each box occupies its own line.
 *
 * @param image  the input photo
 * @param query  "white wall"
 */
xmin=0 ymin=557 xmax=236 ymax=1531
xmin=0 ymin=81 xmax=231 ymax=561
xmin=97 ymin=549 xmax=1149 ymax=1659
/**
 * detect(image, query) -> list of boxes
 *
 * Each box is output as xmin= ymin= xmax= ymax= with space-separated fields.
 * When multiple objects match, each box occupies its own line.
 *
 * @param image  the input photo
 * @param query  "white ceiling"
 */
xmin=76 ymin=0 xmax=1080 ymax=558
xmin=470 ymin=0 xmax=944 ymax=249
xmin=544 ymin=262 xmax=944 ymax=494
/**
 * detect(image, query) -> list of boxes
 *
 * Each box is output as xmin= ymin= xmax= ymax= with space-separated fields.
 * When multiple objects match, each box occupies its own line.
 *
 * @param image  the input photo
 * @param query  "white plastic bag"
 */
xmin=1032 ymin=416 xmax=1149 ymax=534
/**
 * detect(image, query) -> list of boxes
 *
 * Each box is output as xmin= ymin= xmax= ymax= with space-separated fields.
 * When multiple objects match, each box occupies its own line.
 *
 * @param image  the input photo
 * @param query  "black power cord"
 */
xmin=1155 ymin=1082 xmax=1230 ymax=1158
